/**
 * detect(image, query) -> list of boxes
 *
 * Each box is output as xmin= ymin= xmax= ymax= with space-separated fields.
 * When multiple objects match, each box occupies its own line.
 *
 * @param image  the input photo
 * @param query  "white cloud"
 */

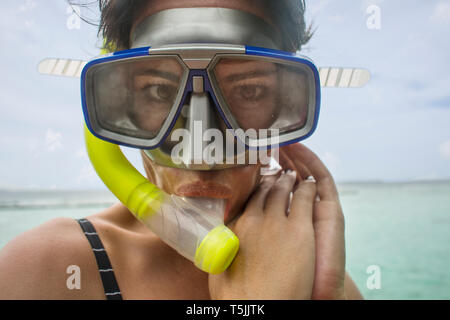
xmin=308 ymin=0 xmax=332 ymax=16
xmin=329 ymin=14 xmax=345 ymax=23
xmin=45 ymin=129 xmax=62 ymax=152
xmin=439 ymin=140 xmax=450 ymax=158
xmin=26 ymin=129 xmax=63 ymax=158
xmin=19 ymin=0 xmax=36 ymax=12
xmin=24 ymin=19 xmax=34 ymax=28
xmin=76 ymin=164 xmax=98 ymax=184
xmin=360 ymin=0 xmax=385 ymax=13
xmin=431 ymin=2 xmax=450 ymax=23
xmin=75 ymin=148 xmax=87 ymax=159
xmin=0 ymin=182 xmax=21 ymax=190
xmin=25 ymin=184 xmax=40 ymax=190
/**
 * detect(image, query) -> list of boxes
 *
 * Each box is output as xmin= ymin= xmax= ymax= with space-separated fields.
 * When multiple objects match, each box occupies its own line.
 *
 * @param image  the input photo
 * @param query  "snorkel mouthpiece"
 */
xmin=84 ymin=125 xmax=239 ymax=274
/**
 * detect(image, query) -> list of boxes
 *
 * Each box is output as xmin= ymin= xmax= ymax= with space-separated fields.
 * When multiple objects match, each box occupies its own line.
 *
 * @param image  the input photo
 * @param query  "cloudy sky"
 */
xmin=0 ymin=0 xmax=449 ymax=190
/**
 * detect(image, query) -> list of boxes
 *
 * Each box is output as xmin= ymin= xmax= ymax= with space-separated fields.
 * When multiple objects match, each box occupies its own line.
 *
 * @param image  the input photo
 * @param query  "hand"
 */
xmin=279 ymin=143 xmax=346 ymax=300
xmin=208 ymin=169 xmax=317 ymax=300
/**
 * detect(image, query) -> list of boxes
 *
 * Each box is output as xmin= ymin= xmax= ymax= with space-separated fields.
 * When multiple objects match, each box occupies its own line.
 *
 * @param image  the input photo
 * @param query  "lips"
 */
xmin=176 ymin=182 xmax=233 ymax=221
xmin=176 ymin=181 xmax=232 ymax=199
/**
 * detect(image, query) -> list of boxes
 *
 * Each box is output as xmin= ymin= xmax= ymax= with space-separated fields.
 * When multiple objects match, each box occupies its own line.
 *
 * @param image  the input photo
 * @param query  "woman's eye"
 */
xmin=232 ymin=85 xmax=266 ymax=102
xmin=142 ymin=84 xmax=177 ymax=103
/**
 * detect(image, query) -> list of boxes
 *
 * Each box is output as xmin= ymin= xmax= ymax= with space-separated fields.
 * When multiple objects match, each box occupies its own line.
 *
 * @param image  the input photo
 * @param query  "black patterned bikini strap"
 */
xmin=76 ymin=218 xmax=123 ymax=300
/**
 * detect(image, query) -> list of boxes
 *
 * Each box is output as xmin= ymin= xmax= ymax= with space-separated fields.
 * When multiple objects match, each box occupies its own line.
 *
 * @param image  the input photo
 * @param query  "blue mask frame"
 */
xmin=81 ymin=44 xmax=321 ymax=151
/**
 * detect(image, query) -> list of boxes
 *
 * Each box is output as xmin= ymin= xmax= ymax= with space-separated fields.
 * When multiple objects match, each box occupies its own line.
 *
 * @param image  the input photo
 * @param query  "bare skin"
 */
xmin=0 ymin=0 xmax=363 ymax=299
xmin=0 ymin=144 xmax=362 ymax=300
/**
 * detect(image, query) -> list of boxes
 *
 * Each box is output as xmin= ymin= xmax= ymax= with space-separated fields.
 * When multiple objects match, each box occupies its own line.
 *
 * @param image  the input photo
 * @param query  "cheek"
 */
xmin=234 ymin=169 xmax=259 ymax=195
xmin=141 ymin=152 xmax=180 ymax=192
xmin=227 ymin=165 xmax=263 ymax=216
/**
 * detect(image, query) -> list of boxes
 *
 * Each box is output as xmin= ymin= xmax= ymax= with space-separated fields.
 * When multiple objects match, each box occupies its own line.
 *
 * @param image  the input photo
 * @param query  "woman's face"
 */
xmin=134 ymin=0 xmax=277 ymax=223
xmin=142 ymin=154 xmax=264 ymax=223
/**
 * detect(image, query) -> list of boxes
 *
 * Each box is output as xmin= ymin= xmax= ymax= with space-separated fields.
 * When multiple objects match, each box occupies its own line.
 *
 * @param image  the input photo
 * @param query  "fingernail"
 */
xmin=277 ymin=171 xmax=285 ymax=179
xmin=286 ymin=170 xmax=297 ymax=177
xmin=305 ymin=175 xmax=316 ymax=183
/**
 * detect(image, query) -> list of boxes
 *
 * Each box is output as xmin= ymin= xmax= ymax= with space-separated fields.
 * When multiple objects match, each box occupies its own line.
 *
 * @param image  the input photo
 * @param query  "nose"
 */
xmin=182 ymin=76 xmax=220 ymax=169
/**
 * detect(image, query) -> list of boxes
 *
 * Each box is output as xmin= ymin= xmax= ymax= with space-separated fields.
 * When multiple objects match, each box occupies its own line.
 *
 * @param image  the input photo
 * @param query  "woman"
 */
xmin=0 ymin=0 xmax=362 ymax=299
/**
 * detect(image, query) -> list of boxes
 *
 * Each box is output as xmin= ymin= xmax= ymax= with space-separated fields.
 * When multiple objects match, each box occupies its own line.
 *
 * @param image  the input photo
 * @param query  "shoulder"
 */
xmin=344 ymin=271 xmax=364 ymax=300
xmin=0 ymin=216 xmax=105 ymax=299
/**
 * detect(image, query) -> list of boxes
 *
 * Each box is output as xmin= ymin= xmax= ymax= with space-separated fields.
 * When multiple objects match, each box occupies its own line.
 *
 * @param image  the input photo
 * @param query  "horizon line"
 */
xmin=1 ymin=178 xmax=450 ymax=192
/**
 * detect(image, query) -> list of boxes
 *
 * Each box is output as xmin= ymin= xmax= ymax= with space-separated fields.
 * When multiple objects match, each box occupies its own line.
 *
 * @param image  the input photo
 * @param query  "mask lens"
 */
xmin=89 ymin=56 xmax=185 ymax=140
xmin=212 ymin=57 xmax=312 ymax=138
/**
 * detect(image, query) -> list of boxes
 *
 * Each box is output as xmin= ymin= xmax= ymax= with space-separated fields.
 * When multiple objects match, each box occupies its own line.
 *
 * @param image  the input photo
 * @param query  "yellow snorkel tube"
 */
xmin=84 ymin=125 xmax=239 ymax=274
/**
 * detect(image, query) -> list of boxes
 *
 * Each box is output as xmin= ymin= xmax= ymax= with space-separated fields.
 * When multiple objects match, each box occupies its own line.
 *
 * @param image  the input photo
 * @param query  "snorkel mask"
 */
xmin=81 ymin=8 xmax=321 ymax=274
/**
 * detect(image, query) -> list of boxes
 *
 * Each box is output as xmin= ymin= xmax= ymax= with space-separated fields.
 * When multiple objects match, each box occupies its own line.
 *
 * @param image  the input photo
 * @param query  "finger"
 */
xmin=264 ymin=170 xmax=297 ymax=218
xmin=278 ymin=147 xmax=296 ymax=171
xmin=279 ymin=147 xmax=311 ymax=182
xmin=244 ymin=174 xmax=278 ymax=214
xmin=311 ymin=200 xmax=346 ymax=299
xmin=284 ymin=143 xmax=339 ymax=202
xmin=282 ymin=145 xmax=346 ymax=298
xmin=226 ymin=175 xmax=278 ymax=230
xmin=289 ymin=175 xmax=317 ymax=224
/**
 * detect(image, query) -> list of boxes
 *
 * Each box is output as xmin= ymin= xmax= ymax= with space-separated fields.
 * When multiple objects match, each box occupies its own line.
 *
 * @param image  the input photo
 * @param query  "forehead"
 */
xmin=131 ymin=0 xmax=276 ymax=37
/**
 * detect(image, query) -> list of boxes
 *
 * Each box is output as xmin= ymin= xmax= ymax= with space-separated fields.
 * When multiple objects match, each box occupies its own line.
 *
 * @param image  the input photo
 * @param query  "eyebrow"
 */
xmin=222 ymin=69 xmax=277 ymax=82
xmin=134 ymin=68 xmax=180 ymax=82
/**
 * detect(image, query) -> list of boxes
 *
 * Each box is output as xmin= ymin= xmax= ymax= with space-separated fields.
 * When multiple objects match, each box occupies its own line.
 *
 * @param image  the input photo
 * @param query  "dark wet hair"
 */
xmin=71 ymin=0 xmax=313 ymax=52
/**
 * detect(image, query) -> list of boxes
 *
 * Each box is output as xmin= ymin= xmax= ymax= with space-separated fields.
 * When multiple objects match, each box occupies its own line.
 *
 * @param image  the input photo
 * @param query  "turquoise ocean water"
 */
xmin=1 ymin=182 xmax=449 ymax=300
